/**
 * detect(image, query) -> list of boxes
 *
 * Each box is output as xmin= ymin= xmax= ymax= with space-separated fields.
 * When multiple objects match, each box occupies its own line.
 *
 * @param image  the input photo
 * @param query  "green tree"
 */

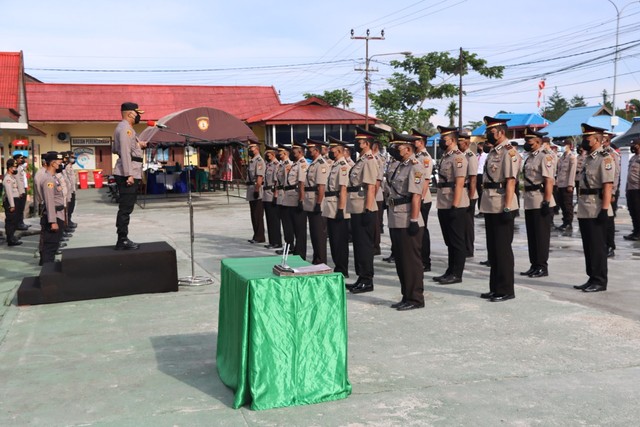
xmin=569 ymin=95 xmax=587 ymax=108
xmin=303 ymin=88 xmax=353 ymax=109
xmin=445 ymin=101 xmax=458 ymax=127
xmin=465 ymin=120 xmax=483 ymax=131
xmin=369 ymin=50 xmax=503 ymax=131
xmin=542 ymin=88 xmax=569 ymax=121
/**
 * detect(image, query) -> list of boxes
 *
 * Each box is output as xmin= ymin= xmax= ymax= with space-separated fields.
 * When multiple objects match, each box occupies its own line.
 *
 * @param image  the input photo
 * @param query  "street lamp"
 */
xmin=357 ymin=51 xmax=412 ymax=129
xmin=606 ymin=0 xmax=640 ymax=130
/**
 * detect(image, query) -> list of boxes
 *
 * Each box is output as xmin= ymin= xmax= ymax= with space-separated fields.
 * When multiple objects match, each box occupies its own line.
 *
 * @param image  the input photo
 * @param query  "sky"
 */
xmin=2 ymin=0 xmax=640 ymax=128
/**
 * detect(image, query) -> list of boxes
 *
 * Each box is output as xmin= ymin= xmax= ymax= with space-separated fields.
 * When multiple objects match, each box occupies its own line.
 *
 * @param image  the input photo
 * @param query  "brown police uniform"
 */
xmin=322 ymin=153 xmax=351 ymax=276
xmin=373 ymin=151 xmax=385 ymax=255
xmin=555 ymin=149 xmax=577 ymax=229
xmin=625 ymin=147 xmax=640 ymax=240
xmin=303 ymin=147 xmax=329 ymax=264
xmin=39 ymin=164 xmax=66 ymax=264
xmin=246 ymin=152 xmax=266 ymax=243
xmin=2 ymin=170 xmax=21 ymax=244
xmin=288 ymin=153 xmax=309 ymax=259
xmin=415 ymin=147 xmax=434 ymax=270
xmin=276 ymin=150 xmax=295 ymax=249
xmin=263 ymin=154 xmax=282 ymax=248
xmin=604 ymin=145 xmax=621 ymax=253
xmin=463 ymin=147 xmax=478 ymax=257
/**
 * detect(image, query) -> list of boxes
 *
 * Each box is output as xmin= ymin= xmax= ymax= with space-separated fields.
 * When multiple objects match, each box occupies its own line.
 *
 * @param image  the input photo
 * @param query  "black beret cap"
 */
xmin=328 ymin=136 xmax=349 ymax=147
xmin=581 ymin=123 xmax=607 ymax=135
xmin=437 ymin=125 xmax=458 ymax=137
xmin=305 ymin=138 xmax=329 ymax=148
xmin=43 ymin=151 xmax=63 ymax=163
xmin=121 ymin=102 xmax=144 ymax=113
xmin=484 ymin=115 xmax=510 ymax=128
xmin=389 ymin=132 xmax=419 ymax=145
xmin=524 ymin=126 xmax=548 ymax=139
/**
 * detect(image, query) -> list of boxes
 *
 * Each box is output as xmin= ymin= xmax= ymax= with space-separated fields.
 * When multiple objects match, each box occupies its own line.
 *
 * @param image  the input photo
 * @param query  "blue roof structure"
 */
xmin=543 ymin=106 xmax=631 ymax=138
xmin=471 ymin=113 xmax=551 ymax=136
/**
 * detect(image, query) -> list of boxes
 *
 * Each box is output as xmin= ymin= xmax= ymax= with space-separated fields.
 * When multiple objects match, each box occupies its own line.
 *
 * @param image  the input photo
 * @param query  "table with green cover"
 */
xmin=216 ymin=256 xmax=352 ymax=410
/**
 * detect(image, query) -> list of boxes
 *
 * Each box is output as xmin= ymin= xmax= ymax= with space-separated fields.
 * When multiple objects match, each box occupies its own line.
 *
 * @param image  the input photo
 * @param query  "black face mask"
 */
xmin=328 ymin=151 xmax=336 ymax=161
xmin=11 ymin=169 xmax=18 ymax=175
xmin=388 ymin=146 xmax=403 ymax=162
xmin=483 ymin=144 xmax=492 ymax=154
xmin=134 ymin=113 xmax=141 ymax=124
xmin=439 ymin=139 xmax=448 ymax=151
xmin=523 ymin=142 xmax=533 ymax=152
xmin=305 ymin=150 xmax=314 ymax=160
xmin=56 ymin=165 xmax=64 ymax=173
xmin=486 ymin=132 xmax=498 ymax=145
xmin=355 ymin=143 xmax=364 ymax=154
xmin=580 ymin=137 xmax=591 ymax=152
xmin=248 ymin=151 xmax=256 ymax=158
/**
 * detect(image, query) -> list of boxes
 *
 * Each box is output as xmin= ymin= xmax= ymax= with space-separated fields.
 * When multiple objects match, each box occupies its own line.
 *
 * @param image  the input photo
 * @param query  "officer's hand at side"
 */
xmin=314 ymin=203 xmax=321 ymax=213
xmin=335 ymin=209 xmax=344 ymax=221
xmin=297 ymin=201 xmax=304 ymax=212
xmin=500 ymin=210 xmax=513 ymax=223
xmin=408 ymin=221 xmax=420 ymax=236
xmin=253 ymin=191 xmax=260 ymax=199
xmin=449 ymin=207 xmax=460 ymax=219
xmin=540 ymin=201 xmax=551 ymax=216
xmin=50 ymin=223 xmax=59 ymax=232
xmin=597 ymin=208 xmax=609 ymax=223
xmin=361 ymin=209 xmax=373 ymax=226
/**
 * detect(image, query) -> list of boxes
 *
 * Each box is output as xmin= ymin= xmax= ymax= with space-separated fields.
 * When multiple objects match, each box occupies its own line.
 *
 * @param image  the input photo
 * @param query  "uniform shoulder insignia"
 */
xmin=600 ymin=151 xmax=610 ymax=157
xmin=411 ymin=158 xmax=418 ymax=165
xmin=318 ymin=158 xmax=325 ymax=164
xmin=508 ymin=149 xmax=516 ymax=157
xmin=466 ymin=151 xmax=473 ymax=157
xmin=47 ymin=182 xmax=54 ymax=188
xmin=365 ymin=153 xmax=373 ymax=159
xmin=545 ymin=155 xmax=553 ymax=162
xmin=126 ymin=129 xmax=133 ymax=137
xmin=341 ymin=166 xmax=348 ymax=172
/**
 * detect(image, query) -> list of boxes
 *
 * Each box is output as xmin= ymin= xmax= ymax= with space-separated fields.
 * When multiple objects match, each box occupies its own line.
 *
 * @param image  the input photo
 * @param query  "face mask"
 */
xmin=483 ymin=144 xmax=492 ymax=154
xmin=11 ymin=169 xmax=17 ymax=175
xmin=305 ymin=150 xmax=314 ymax=160
xmin=388 ymin=146 xmax=403 ymax=162
xmin=134 ymin=113 xmax=141 ymax=124
xmin=248 ymin=151 xmax=255 ymax=158
xmin=355 ymin=142 xmax=364 ymax=154
xmin=55 ymin=165 xmax=63 ymax=173
xmin=523 ymin=142 xmax=533 ymax=152
xmin=328 ymin=151 xmax=336 ymax=161
xmin=438 ymin=139 xmax=448 ymax=151
xmin=580 ymin=137 xmax=591 ymax=152
xmin=486 ymin=132 xmax=498 ymax=145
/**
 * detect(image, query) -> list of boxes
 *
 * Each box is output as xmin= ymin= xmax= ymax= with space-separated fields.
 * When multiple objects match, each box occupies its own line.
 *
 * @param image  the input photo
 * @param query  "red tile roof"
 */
xmin=247 ymin=97 xmax=375 ymax=125
xmin=0 ymin=52 xmax=22 ymax=116
xmin=26 ymin=83 xmax=282 ymax=122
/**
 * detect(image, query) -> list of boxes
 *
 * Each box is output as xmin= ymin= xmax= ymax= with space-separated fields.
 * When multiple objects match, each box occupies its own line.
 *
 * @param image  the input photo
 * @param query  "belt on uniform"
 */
xmin=483 ymin=182 xmax=504 ymax=189
xmin=524 ymin=184 xmax=544 ymax=192
xmin=304 ymin=186 xmax=318 ymax=192
xmin=245 ymin=181 xmax=254 ymax=185
xmin=131 ymin=156 xmax=143 ymax=163
xmin=347 ymin=185 xmax=363 ymax=193
xmin=276 ymin=185 xmax=284 ymax=190
xmin=388 ymin=196 xmax=412 ymax=207
xmin=325 ymin=191 xmax=338 ymax=197
xmin=579 ymin=189 xmax=600 ymax=195
xmin=283 ymin=185 xmax=298 ymax=191
xmin=43 ymin=205 xmax=64 ymax=215
xmin=437 ymin=182 xmax=455 ymax=188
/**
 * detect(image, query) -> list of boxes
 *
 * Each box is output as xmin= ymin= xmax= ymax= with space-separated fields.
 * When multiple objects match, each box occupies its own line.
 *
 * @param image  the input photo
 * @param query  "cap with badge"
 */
xmin=291 ymin=141 xmax=308 ymax=150
xmin=411 ymin=128 xmax=431 ymax=140
xmin=484 ymin=115 xmax=510 ymax=128
xmin=305 ymin=138 xmax=329 ymax=149
xmin=121 ymin=102 xmax=144 ymax=114
xmin=524 ymin=126 xmax=548 ymax=139
xmin=354 ymin=126 xmax=379 ymax=140
xmin=328 ymin=136 xmax=350 ymax=147
xmin=437 ymin=125 xmax=458 ymax=137
xmin=581 ymin=123 xmax=607 ymax=135
xmin=389 ymin=131 xmax=419 ymax=146
xmin=277 ymin=143 xmax=292 ymax=152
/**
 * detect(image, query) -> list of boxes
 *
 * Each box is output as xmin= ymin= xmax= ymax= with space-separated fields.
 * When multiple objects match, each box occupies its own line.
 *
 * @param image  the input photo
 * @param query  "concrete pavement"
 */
xmin=1 ymin=188 xmax=639 ymax=426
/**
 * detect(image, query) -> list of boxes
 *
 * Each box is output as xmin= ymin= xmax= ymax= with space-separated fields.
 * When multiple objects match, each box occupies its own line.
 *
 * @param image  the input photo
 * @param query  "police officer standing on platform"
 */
xmin=457 ymin=130 xmax=478 ymax=257
xmin=113 ymin=102 xmax=147 ymax=250
xmin=555 ymin=140 xmax=577 ymax=231
xmin=290 ymin=141 xmax=309 ymax=260
xmin=479 ymin=116 xmax=519 ymax=302
xmin=2 ymin=159 xmax=22 ymax=246
xmin=303 ymin=139 xmax=329 ymax=264
xmin=573 ymin=124 xmax=614 ymax=293
xmin=246 ymin=142 xmax=266 ymax=244
xmin=323 ymin=137 xmax=352 ymax=276
xmin=520 ymin=127 xmax=556 ymax=278
xmin=38 ymin=152 xmax=66 ymax=265
xmin=262 ymin=146 xmax=282 ymax=249
xmin=12 ymin=154 xmax=29 ymax=231
xmin=276 ymin=144 xmax=296 ymax=254
xmin=411 ymin=129 xmax=435 ymax=271
xmin=386 ymin=132 xmax=425 ymax=310
xmin=346 ymin=127 xmax=380 ymax=294
xmin=64 ymin=151 xmax=78 ymax=231
xmin=432 ymin=126 xmax=469 ymax=285
xmin=624 ymin=140 xmax=640 ymax=241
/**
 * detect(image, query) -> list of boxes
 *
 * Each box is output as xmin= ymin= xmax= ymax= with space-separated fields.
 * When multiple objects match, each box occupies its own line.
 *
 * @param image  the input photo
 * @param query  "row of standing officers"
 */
xmin=246 ymin=116 xmax=624 ymax=310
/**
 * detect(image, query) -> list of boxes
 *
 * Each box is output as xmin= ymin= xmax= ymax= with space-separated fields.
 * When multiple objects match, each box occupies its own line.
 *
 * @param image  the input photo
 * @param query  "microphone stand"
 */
xmin=151 ymin=126 xmax=213 ymax=286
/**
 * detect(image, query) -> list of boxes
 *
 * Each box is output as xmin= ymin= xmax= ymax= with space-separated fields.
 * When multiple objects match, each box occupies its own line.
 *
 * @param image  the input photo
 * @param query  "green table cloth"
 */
xmin=216 ymin=256 xmax=351 ymax=410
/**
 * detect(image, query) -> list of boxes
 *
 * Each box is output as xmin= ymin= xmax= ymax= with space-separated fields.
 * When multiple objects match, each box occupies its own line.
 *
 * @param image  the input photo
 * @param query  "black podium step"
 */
xmin=18 ymin=241 xmax=179 ymax=305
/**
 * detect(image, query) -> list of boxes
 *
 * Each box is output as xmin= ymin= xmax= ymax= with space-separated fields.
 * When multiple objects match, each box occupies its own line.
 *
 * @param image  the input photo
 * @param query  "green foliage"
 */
xmin=370 ymin=50 xmax=503 ymax=131
xmin=569 ymin=95 xmax=587 ymax=108
xmin=445 ymin=101 xmax=458 ymax=127
xmin=543 ymin=87 xmax=570 ymax=122
xmin=303 ymin=89 xmax=353 ymax=108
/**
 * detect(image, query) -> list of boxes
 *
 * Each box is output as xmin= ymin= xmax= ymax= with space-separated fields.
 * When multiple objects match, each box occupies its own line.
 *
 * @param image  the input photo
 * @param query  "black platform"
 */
xmin=18 ymin=241 xmax=179 ymax=305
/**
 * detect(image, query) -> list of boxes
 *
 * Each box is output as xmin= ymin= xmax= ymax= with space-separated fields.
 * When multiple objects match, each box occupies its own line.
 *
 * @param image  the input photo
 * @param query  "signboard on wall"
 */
xmin=73 ymin=147 xmax=96 ymax=170
xmin=71 ymin=137 xmax=112 ymax=146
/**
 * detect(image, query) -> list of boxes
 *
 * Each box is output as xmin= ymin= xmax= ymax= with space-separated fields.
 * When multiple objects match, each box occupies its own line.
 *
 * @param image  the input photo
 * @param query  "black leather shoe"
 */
xmin=438 ymin=275 xmax=462 ymax=285
xmin=63 ymin=232 xmax=73 ymax=238
xmin=396 ymin=302 xmax=424 ymax=311
xmin=68 ymin=221 xmax=78 ymax=228
xmin=390 ymin=300 xmax=406 ymax=309
xmin=382 ymin=255 xmax=395 ymax=263
xmin=423 ymin=265 xmax=431 ymax=272
xmin=607 ymin=248 xmax=615 ymax=258
xmin=60 ymin=237 xmax=69 ymax=242
xmin=490 ymin=294 xmax=515 ymax=302
xmin=17 ymin=225 xmax=30 ymax=231
xmin=267 ymin=244 xmax=283 ymax=249
xmin=520 ymin=266 xmax=535 ymax=276
xmin=528 ymin=268 xmax=548 ymax=278
xmin=115 ymin=239 xmax=140 ymax=250
xmin=275 ymin=249 xmax=284 ymax=255
xmin=573 ymin=282 xmax=591 ymax=290
xmin=480 ymin=292 xmax=495 ymax=299
xmin=55 ymin=249 xmax=62 ymax=255
xmin=583 ymin=284 xmax=607 ymax=293
xmin=349 ymin=282 xmax=373 ymax=294
xmin=8 ymin=240 xmax=23 ymax=246
xmin=432 ymin=273 xmax=450 ymax=282
xmin=345 ymin=280 xmax=359 ymax=290
xmin=479 ymin=260 xmax=490 ymax=266
xmin=59 ymin=243 xmax=67 ymax=248
xmin=623 ymin=233 xmax=640 ymax=241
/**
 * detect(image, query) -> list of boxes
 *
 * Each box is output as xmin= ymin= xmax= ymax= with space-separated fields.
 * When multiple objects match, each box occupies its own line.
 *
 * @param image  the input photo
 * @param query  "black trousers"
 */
xmin=484 ymin=213 xmax=515 ymax=295
xmin=3 ymin=199 xmax=19 ymax=241
xmin=438 ymin=208 xmax=467 ymax=277
xmin=350 ymin=213 xmax=375 ymax=284
xmin=327 ymin=216 xmax=349 ymax=276
xmin=373 ymin=200 xmax=384 ymax=253
xmin=115 ymin=176 xmax=139 ymax=240
xmin=476 ymin=174 xmax=484 ymax=207
xmin=465 ymin=199 xmax=476 ymax=257
xmin=556 ymin=187 xmax=574 ymax=226
xmin=308 ymin=211 xmax=327 ymax=264
xmin=579 ymin=218 xmax=608 ymax=287
xmin=249 ymin=199 xmax=265 ymax=242
xmin=627 ymin=189 xmax=640 ymax=235
xmin=67 ymin=192 xmax=76 ymax=225
xmin=264 ymin=201 xmax=282 ymax=246
xmin=17 ymin=194 xmax=26 ymax=225
xmin=420 ymin=202 xmax=432 ymax=268
xmin=288 ymin=205 xmax=307 ymax=260
xmin=279 ymin=205 xmax=295 ymax=246
xmin=524 ymin=209 xmax=552 ymax=269
xmin=390 ymin=227 xmax=424 ymax=306
xmin=606 ymin=215 xmax=616 ymax=250
xmin=40 ymin=216 xmax=63 ymax=264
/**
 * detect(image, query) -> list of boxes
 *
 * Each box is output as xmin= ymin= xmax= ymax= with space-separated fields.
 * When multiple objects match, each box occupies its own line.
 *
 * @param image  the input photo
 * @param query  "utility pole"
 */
xmin=458 ymin=47 xmax=463 ymax=131
xmin=351 ymin=29 xmax=385 ymax=130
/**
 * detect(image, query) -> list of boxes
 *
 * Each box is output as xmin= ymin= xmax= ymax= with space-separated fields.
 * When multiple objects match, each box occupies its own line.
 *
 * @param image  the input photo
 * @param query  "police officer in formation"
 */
xmin=246 ymin=142 xmax=266 ymax=244
xmin=323 ymin=137 xmax=352 ymax=276
xmin=431 ymin=126 xmax=469 ymax=285
xmin=411 ymin=129 xmax=435 ymax=271
xmin=573 ymin=124 xmax=614 ymax=293
xmin=2 ymin=158 xmax=23 ymax=246
xmin=520 ymin=127 xmax=556 ymax=278
xmin=602 ymin=132 xmax=620 ymax=258
xmin=346 ymin=127 xmax=380 ymax=294
xmin=479 ymin=116 xmax=519 ymax=302
xmin=386 ymin=132 xmax=426 ymax=310
xmin=12 ymin=154 xmax=30 ymax=231
xmin=262 ymin=147 xmax=282 ymax=249
xmin=38 ymin=151 xmax=66 ymax=265
xmin=289 ymin=141 xmax=310 ymax=259
xmin=555 ymin=140 xmax=577 ymax=232
xmin=457 ymin=130 xmax=478 ymax=257
xmin=303 ymin=139 xmax=329 ymax=264
xmin=63 ymin=151 xmax=79 ymax=232
xmin=275 ymin=144 xmax=296 ymax=254
xmin=624 ymin=139 xmax=640 ymax=241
